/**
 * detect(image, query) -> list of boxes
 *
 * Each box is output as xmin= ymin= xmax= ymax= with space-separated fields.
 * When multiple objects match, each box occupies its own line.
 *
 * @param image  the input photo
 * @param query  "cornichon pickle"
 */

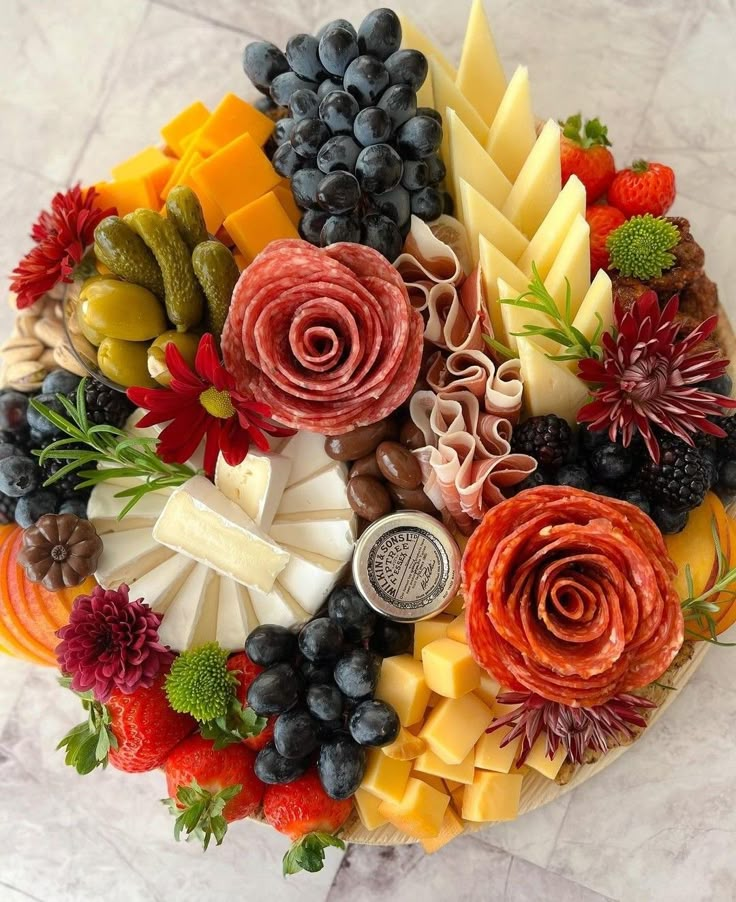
xmin=97 ymin=337 xmax=157 ymax=388
xmin=147 ymin=331 xmax=200 ymax=386
xmin=125 ymin=209 xmax=204 ymax=332
xmin=79 ymin=279 xmax=167 ymax=342
xmin=192 ymin=240 xmax=240 ymax=339
xmin=93 ymin=216 xmax=165 ymax=298
xmin=166 ymin=185 xmax=208 ymax=251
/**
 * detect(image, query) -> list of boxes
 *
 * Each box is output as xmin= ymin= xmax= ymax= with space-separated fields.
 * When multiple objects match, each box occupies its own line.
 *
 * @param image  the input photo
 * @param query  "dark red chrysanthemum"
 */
xmin=127 ymin=333 xmax=294 ymax=477
xmin=56 ymin=583 xmax=172 ymax=702
xmin=10 ymin=185 xmax=115 ymax=309
xmin=578 ymin=290 xmax=736 ymax=463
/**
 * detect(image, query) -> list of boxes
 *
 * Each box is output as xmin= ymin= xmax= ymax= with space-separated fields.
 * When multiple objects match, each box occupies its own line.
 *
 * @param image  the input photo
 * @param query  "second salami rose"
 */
xmin=221 ymin=239 xmax=425 ymax=434
xmin=462 ymin=486 xmax=685 ymax=707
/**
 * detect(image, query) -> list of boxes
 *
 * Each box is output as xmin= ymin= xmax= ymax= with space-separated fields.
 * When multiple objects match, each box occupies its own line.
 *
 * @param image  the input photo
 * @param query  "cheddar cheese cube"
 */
xmin=449 ymin=782 xmax=465 ymax=814
xmin=375 ymin=655 xmax=431 ymax=727
xmin=273 ymin=182 xmax=302 ymax=226
xmin=161 ymin=101 xmax=210 ymax=156
xmin=195 ymin=93 xmax=273 ymax=154
xmin=378 ymin=778 xmax=449 ymax=839
xmin=446 ymin=611 xmax=467 ymax=643
xmin=413 ymin=614 xmax=452 ymax=659
xmin=427 ymin=691 xmax=442 ymax=707
xmin=462 ymin=771 xmax=523 ymax=822
xmin=414 ymin=772 xmax=445 ymax=793
xmin=421 ymin=806 xmax=464 ymax=854
xmin=93 ymin=178 xmax=158 ymax=217
xmin=420 ymin=693 xmax=493 ymax=764
xmin=524 ymin=735 xmax=567 ymax=780
xmin=421 ymin=637 xmax=480 ymax=698
xmin=474 ymin=726 xmax=521 ymax=773
xmin=354 ymin=788 xmax=388 ymax=831
xmin=111 ymin=146 xmax=176 ymax=200
xmin=161 ymin=137 xmax=204 ymax=197
xmin=224 ymin=191 xmax=299 ymax=262
xmin=361 ymin=749 xmax=412 ymax=803
xmin=191 ymin=133 xmax=280 ymax=217
xmin=475 ymin=671 xmax=501 ymax=707
xmin=414 ymin=746 xmax=475 ymax=784
xmin=381 ymin=726 xmax=426 ymax=761
xmin=444 ymin=779 xmax=462 ymax=792
xmin=444 ymin=594 xmax=465 ymax=616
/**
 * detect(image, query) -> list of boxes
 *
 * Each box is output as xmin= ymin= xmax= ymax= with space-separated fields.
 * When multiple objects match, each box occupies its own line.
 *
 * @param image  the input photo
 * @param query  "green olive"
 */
xmin=147 ymin=330 xmax=200 ymax=386
xmin=97 ymin=337 xmax=157 ymax=388
xmin=79 ymin=279 xmax=167 ymax=342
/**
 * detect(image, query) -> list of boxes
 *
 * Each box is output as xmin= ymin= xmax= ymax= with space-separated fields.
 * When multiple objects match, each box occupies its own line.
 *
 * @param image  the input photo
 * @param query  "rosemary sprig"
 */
xmin=482 ymin=333 xmax=516 ymax=361
xmin=680 ymin=515 xmax=736 ymax=647
xmin=31 ymin=379 xmax=199 ymax=519
xmin=500 ymin=263 xmax=605 ymax=363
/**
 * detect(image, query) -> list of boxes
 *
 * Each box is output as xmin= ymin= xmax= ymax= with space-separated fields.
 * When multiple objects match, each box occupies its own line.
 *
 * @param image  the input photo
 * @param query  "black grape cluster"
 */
xmin=243 ymin=8 xmax=450 ymax=260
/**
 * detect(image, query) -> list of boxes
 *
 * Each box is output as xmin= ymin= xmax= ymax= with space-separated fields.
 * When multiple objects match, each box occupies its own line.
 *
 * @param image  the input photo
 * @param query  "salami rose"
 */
xmin=221 ymin=240 xmax=424 ymax=434
xmin=462 ymin=486 xmax=684 ymax=707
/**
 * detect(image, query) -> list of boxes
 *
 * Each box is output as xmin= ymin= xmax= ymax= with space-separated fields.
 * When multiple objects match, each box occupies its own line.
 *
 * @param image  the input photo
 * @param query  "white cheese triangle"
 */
xmin=543 ymin=213 xmax=591 ymax=318
xmin=517 ymin=337 xmax=591 ymax=426
xmin=456 ymin=0 xmax=507 ymax=126
xmin=479 ymin=235 xmax=530 ymax=345
xmin=277 ymin=462 xmax=349 ymax=516
xmin=572 ymin=269 xmax=613 ymax=346
xmin=215 ymin=450 xmax=292 ymax=532
xmin=485 ymin=66 xmax=536 ymax=183
xmin=95 ymin=527 xmax=174 ymax=588
xmin=502 ymin=119 xmax=562 ymax=239
xmin=460 ymin=179 xmax=528 ymax=267
xmin=498 ymin=277 xmax=557 ymax=356
xmin=270 ymin=511 xmax=356 ymax=562
xmin=157 ymin=563 xmax=213 ymax=651
xmin=517 ymin=175 xmax=587 ymax=278
xmin=130 ymin=553 xmax=196 ymax=615
xmin=431 ymin=60 xmax=488 ymax=175
xmin=249 ymin=582 xmax=308 ymax=628
xmin=87 ymin=481 xmax=169 ymax=527
xmin=448 ymin=109 xmax=511 ymax=222
xmin=217 ymin=580 xmax=257 ymax=650
xmin=190 ymin=571 xmax=220 ymax=647
xmin=280 ymin=430 xmax=335 ymax=486
xmin=279 ymin=545 xmax=347 ymax=615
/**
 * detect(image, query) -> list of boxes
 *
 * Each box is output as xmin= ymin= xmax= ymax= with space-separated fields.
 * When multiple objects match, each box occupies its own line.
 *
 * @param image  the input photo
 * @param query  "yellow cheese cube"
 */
xmin=273 ymin=182 xmax=301 ymax=226
xmin=224 ymin=191 xmax=299 ymax=263
xmin=420 ymin=693 xmax=493 ymax=764
xmin=462 ymin=771 xmax=523 ymax=822
xmin=191 ymin=133 xmax=280 ymax=217
xmin=474 ymin=726 xmax=521 ymax=773
xmin=444 ymin=779 xmax=462 ymax=792
xmin=444 ymin=594 xmax=465 ymax=616
xmin=524 ymin=736 xmax=567 ymax=780
xmin=475 ymin=671 xmax=501 ymax=707
xmin=361 ymin=749 xmax=412 ymax=803
xmin=421 ymin=638 xmax=480 ymax=698
xmin=427 ymin=691 xmax=442 ymax=707
xmin=413 ymin=614 xmax=452 ymax=659
xmin=111 ymin=146 xmax=176 ymax=200
xmin=161 ymin=136 xmax=203 ymax=197
xmin=354 ymin=788 xmax=388 ymax=830
xmin=378 ymin=778 xmax=449 ymax=839
xmin=381 ymin=726 xmax=426 ymax=761
xmin=161 ymin=101 xmax=210 ymax=156
xmin=375 ymin=655 xmax=431 ymax=727
xmin=493 ymin=697 xmax=521 ymax=717
xmin=421 ymin=806 xmax=464 ymax=854
xmin=195 ymin=93 xmax=273 ymax=154
xmin=93 ymin=178 xmax=158 ymax=217
xmin=414 ymin=747 xmax=475 ymax=784
xmin=446 ymin=611 xmax=467 ymax=644
xmin=414 ymin=772 xmax=445 ymax=793
xmin=449 ymin=783 xmax=465 ymax=814
xmin=233 ymin=252 xmax=247 ymax=271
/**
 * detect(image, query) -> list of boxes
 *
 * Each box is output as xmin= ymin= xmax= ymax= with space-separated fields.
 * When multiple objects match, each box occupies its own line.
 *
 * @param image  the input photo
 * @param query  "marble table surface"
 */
xmin=1 ymin=1 xmax=735 ymax=900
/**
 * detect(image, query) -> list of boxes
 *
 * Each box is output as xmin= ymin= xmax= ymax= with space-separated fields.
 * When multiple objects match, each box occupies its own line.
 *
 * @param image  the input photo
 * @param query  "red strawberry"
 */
xmin=263 ymin=770 xmax=353 ymax=874
xmin=560 ymin=114 xmax=616 ymax=203
xmin=227 ymin=652 xmax=275 ymax=751
xmin=586 ymin=205 xmax=627 ymax=275
xmin=608 ymin=160 xmax=676 ymax=217
xmin=164 ymin=734 xmax=265 ymax=849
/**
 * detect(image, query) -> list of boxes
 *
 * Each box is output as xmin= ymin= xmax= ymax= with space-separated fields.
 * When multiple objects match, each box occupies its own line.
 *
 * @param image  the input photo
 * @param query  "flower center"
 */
xmin=199 ymin=386 xmax=236 ymax=419
xmin=51 ymin=543 xmax=69 ymax=562
xmin=619 ymin=355 xmax=669 ymax=401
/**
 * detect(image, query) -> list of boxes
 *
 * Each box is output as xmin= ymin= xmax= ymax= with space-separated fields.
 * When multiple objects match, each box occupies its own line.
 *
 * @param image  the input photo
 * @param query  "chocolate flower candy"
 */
xmin=221 ymin=239 xmax=424 ymax=434
xmin=19 ymin=513 xmax=103 ymax=591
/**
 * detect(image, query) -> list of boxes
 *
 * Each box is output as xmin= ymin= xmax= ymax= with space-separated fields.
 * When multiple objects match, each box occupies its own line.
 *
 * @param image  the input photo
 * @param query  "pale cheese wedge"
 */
xmin=279 ymin=545 xmax=347 ymax=615
xmin=157 ymin=562 xmax=214 ymax=650
xmin=216 ymin=579 xmax=257 ymax=650
xmin=277 ymin=461 xmax=349 ymax=516
xmin=399 ymin=14 xmax=456 ymax=78
xmin=498 ymin=276 xmax=557 ymax=356
xmin=524 ymin=735 xmax=567 ymax=779
xmin=280 ymin=429 xmax=335 ymax=486
xmin=87 ymin=481 xmax=168 ymax=527
xmin=517 ymin=175 xmax=586 ymax=278
xmin=478 ymin=235 xmax=529 ymax=345
xmin=543 ymin=213 xmax=591 ymax=319
xmin=431 ymin=60 xmax=488 ymax=176
xmin=460 ymin=179 xmax=528 ymax=267
xmin=571 ymin=268 xmax=613 ymax=348
xmin=449 ymin=109 xmax=511 ymax=224
xmin=270 ymin=510 xmax=356 ymax=561
xmin=190 ymin=570 xmax=221 ymax=646
xmin=95 ymin=527 xmax=174 ymax=588
xmin=130 ymin=553 xmax=196 ymax=615
xmin=516 ymin=336 xmax=591 ymax=425
xmin=248 ymin=581 xmax=308 ymax=628
xmin=456 ymin=0 xmax=507 ymax=126
xmin=502 ymin=119 xmax=562 ymax=239
xmin=215 ymin=450 xmax=292 ymax=532
xmin=485 ymin=66 xmax=536 ymax=183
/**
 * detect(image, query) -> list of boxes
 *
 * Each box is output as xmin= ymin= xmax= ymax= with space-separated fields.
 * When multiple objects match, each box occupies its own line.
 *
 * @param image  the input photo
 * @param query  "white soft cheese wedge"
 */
xmin=543 ymin=213 xmax=591 ymax=318
xmin=449 ymin=110 xmax=511 ymax=223
xmin=280 ymin=430 xmax=335 ymax=486
xmin=498 ymin=277 xmax=557 ymax=356
xmin=279 ymin=545 xmax=347 ymax=615
xmin=152 ymin=476 xmax=290 ymax=592
xmin=270 ymin=510 xmax=356 ymax=561
xmin=95 ymin=527 xmax=174 ymax=588
xmin=217 ymin=580 xmax=257 ymax=650
xmin=517 ymin=175 xmax=586 ymax=279
xmin=190 ymin=571 xmax=221 ymax=647
xmin=456 ymin=0 xmax=506 ymax=126
xmin=87 ymin=481 xmax=169 ymax=526
xmin=399 ymin=14 xmax=456 ymax=79
xmin=215 ymin=450 xmax=292 ymax=532
xmin=485 ymin=66 xmax=536 ymax=183
xmin=277 ymin=462 xmax=350 ymax=516
xmin=130 ymin=553 xmax=196 ymax=615
xmin=502 ymin=119 xmax=562 ymax=239
xmin=478 ymin=235 xmax=529 ymax=345
xmin=157 ymin=563 xmax=214 ymax=651
xmin=517 ymin=337 xmax=591 ymax=425
xmin=431 ymin=62 xmax=488 ymax=177
xmin=460 ymin=179 xmax=528 ymax=267
xmin=249 ymin=582 xmax=309 ymax=628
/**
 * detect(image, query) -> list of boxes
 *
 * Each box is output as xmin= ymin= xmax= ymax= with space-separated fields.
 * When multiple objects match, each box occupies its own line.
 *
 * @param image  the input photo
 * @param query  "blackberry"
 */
xmin=652 ymin=505 xmax=688 ymax=535
xmin=39 ymin=451 xmax=92 ymax=501
xmin=511 ymin=415 xmax=572 ymax=471
xmin=588 ymin=443 xmax=633 ymax=484
xmin=640 ymin=435 xmax=708 ymax=512
xmin=83 ymin=379 xmax=134 ymax=429
xmin=556 ymin=464 xmax=591 ymax=491
xmin=712 ymin=415 xmax=736 ymax=461
xmin=0 ymin=492 xmax=17 ymax=525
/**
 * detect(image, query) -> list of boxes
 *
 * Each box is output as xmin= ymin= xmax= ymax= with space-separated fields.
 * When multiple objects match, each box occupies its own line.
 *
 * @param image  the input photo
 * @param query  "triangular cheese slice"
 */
xmin=517 ymin=175 xmax=586 ymax=278
xmin=249 ymin=582 xmax=308 ymax=628
xmin=460 ymin=179 xmax=528 ymax=266
xmin=448 ymin=109 xmax=511 ymax=222
xmin=431 ymin=60 xmax=488 ymax=171
xmin=516 ymin=337 xmax=591 ymax=426
xmin=217 ymin=580 xmax=257 ymax=650
xmin=498 ymin=277 xmax=557 ymax=356
xmin=190 ymin=571 xmax=221 ymax=647
xmin=502 ymin=119 xmax=562 ymax=239
xmin=399 ymin=14 xmax=457 ymax=79
xmin=572 ymin=268 xmax=613 ymax=344
xmin=157 ymin=562 xmax=213 ymax=651
xmin=279 ymin=546 xmax=346 ymax=615
xmin=456 ymin=0 xmax=507 ymax=126
xmin=485 ymin=66 xmax=536 ymax=183
xmin=543 ymin=213 xmax=591 ymax=318
xmin=95 ymin=527 xmax=173 ymax=588
xmin=478 ymin=235 xmax=529 ymax=345
xmin=132 ymin=553 xmax=196 ymax=615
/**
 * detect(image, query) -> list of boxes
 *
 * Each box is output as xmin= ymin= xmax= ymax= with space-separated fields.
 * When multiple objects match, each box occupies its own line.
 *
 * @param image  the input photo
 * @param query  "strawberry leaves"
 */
xmin=56 ymin=679 xmax=118 ymax=775
xmin=163 ymin=779 xmax=242 ymax=851
xmin=282 ymin=832 xmax=345 ymax=876
xmin=560 ymin=113 xmax=612 ymax=148
xmin=199 ymin=698 xmax=267 ymax=750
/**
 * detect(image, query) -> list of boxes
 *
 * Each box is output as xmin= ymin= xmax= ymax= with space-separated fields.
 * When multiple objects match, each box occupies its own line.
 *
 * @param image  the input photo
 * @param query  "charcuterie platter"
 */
xmin=2 ymin=0 xmax=735 ymax=875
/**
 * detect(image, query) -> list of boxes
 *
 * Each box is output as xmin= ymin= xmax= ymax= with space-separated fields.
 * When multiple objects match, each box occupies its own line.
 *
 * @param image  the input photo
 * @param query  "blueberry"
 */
xmin=317 ymin=172 xmax=361 ymax=214
xmin=0 ymin=456 xmax=39 ymax=498
xmin=333 ymin=648 xmax=381 ymax=698
xmin=410 ymin=186 xmax=443 ymax=221
xmin=58 ymin=497 xmax=88 ymax=518
xmin=319 ymin=90 xmax=360 ymax=135
xmin=270 ymin=71 xmax=318 ymax=107
xmin=588 ymin=443 xmax=633 ymax=483
xmin=243 ymin=41 xmax=290 ymax=95
xmin=273 ymin=708 xmax=320 ymax=758
xmin=355 ymin=143 xmax=403 ymax=194
xmin=306 ymin=683 xmax=345 ymax=722
xmin=299 ymin=209 xmax=330 ymax=244
xmin=578 ymin=424 xmax=609 ymax=454
xmin=515 ymin=470 xmax=548 ymax=493
xmin=291 ymin=118 xmax=331 ymax=159
xmin=327 ymin=585 xmax=376 ymax=641
xmin=288 ymin=88 xmax=320 ymax=122
xmin=652 ymin=505 xmax=688 ymax=535
xmin=0 ymin=443 xmax=22 ymax=462
xmin=348 ymin=699 xmax=400 ymax=747
xmin=15 ymin=489 xmax=58 ymax=527
xmin=621 ymin=489 xmax=652 ymax=515
xmin=424 ymin=153 xmax=446 ymax=186
xmin=318 ymin=25 xmax=360 ymax=78
xmin=247 ymin=663 xmax=301 ymax=715
xmin=360 ymin=213 xmax=402 ymax=261
xmin=42 ymin=370 xmax=81 ymax=396
xmin=370 ymin=619 xmax=412 ymax=656
xmin=272 ymin=142 xmax=307 ymax=178
xmin=377 ymin=84 xmax=417 ymax=130
xmin=385 ymin=49 xmax=428 ymax=90
xmin=285 ymin=34 xmax=327 ymax=83
xmin=556 ymin=464 xmax=591 ymax=491
xmin=396 ymin=115 xmax=442 ymax=160
xmin=357 ymin=8 xmax=401 ymax=61
xmin=401 ymin=159 xmax=429 ymax=191
xmin=291 ymin=167 xmax=323 ymax=209
xmin=353 ymin=106 xmax=392 ymax=147
xmin=321 ymin=213 xmax=361 ymax=246
xmin=719 ymin=459 xmax=736 ymax=491
xmin=245 ymin=624 xmax=297 ymax=666
xmin=27 ymin=394 xmax=66 ymax=439
xmin=254 ymin=743 xmax=310 ymax=784
xmin=701 ymin=449 xmax=719 ymax=488
xmin=0 ymin=492 xmax=17 ymax=524
xmin=318 ymin=735 xmax=366 ymax=799
xmin=343 ymin=55 xmax=390 ymax=108
xmin=317 ymin=135 xmax=362 ymax=174
xmin=0 ymin=391 xmax=29 ymax=434
xmin=298 ymin=617 xmax=344 ymax=662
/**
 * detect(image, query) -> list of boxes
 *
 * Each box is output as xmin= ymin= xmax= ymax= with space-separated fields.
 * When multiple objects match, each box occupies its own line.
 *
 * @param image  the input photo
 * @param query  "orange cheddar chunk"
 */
xmin=111 ymin=146 xmax=175 ymax=202
xmin=191 ymin=133 xmax=280 ymax=217
xmin=195 ymin=93 xmax=273 ymax=154
xmin=224 ymin=192 xmax=299 ymax=263
xmin=161 ymin=101 xmax=210 ymax=156
xmin=233 ymin=252 xmax=247 ymax=271
xmin=93 ymin=178 xmax=158 ymax=217
xmin=161 ymin=136 xmax=204 ymax=198
xmin=174 ymin=176 xmax=224 ymax=236
xmin=274 ymin=182 xmax=302 ymax=227
xmin=421 ymin=806 xmax=464 ymax=854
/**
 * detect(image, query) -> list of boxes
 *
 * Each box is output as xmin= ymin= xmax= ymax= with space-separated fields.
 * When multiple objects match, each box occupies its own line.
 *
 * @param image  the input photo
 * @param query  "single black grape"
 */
xmin=27 ymin=393 xmax=64 ymax=439
xmin=556 ymin=464 xmax=592 ymax=491
xmin=353 ymin=107 xmax=392 ymax=147
xmin=318 ymin=735 xmax=366 ymax=799
xmin=243 ymin=41 xmax=290 ymax=94
xmin=396 ymin=115 xmax=442 ymax=159
xmin=273 ymin=708 xmax=320 ymax=758
xmin=401 ymin=159 xmax=429 ymax=191
xmin=298 ymin=617 xmax=345 ymax=661
xmin=272 ymin=142 xmax=307 ymax=177
xmin=424 ymin=153 xmax=446 ymax=185
xmin=357 ymin=8 xmax=402 ymax=61
xmin=247 ymin=663 xmax=301 ymax=715
xmin=306 ymin=683 xmax=345 ymax=722
xmin=291 ymin=118 xmax=331 ymax=159
xmin=377 ymin=84 xmax=416 ymax=130
xmin=370 ymin=618 xmax=412 ymax=656
xmin=299 ymin=209 xmax=330 ymax=243
xmin=274 ymin=117 xmax=295 ymax=146
xmin=333 ymin=648 xmax=381 ymax=699
xmin=361 ymin=213 xmax=403 ymax=261
xmin=317 ymin=172 xmax=361 ymax=214
xmin=0 ymin=456 xmax=39 ymax=498
xmin=255 ymin=743 xmax=310 ymax=784
xmin=652 ymin=505 xmax=688 ymax=535
xmin=349 ymin=699 xmax=400 ymax=747
xmin=343 ymin=55 xmax=390 ymax=107
xmin=371 ymin=185 xmax=411 ymax=227
xmin=285 ymin=33 xmax=327 ymax=82
xmin=410 ymin=186 xmax=443 ymax=221
xmin=270 ymin=71 xmax=318 ymax=107
xmin=317 ymin=77 xmax=344 ymax=100
xmin=416 ymin=106 xmax=442 ymax=124
xmin=384 ymin=49 xmax=428 ymax=90
xmin=589 ymin=443 xmax=633 ymax=483
xmin=0 ymin=392 xmax=29 ymax=434
xmin=355 ymin=143 xmax=403 ymax=194
xmin=299 ymin=658 xmax=334 ymax=684
xmin=321 ymin=214 xmax=361 ymax=245
xmin=317 ymin=135 xmax=361 ymax=173
xmin=15 ymin=489 xmax=58 ymax=528
xmin=319 ymin=90 xmax=360 ymax=135
xmin=327 ymin=585 xmax=376 ymax=641
xmin=317 ymin=18 xmax=357 ymax=40
xmin=288 ymin=88 xmax=320 ymax=121
xmin=42 ymin=370 xmax=80 ymax=395
xmin=291 ymin=167 xmax=323 ymax=209
xmin=318 ymin=24 xmax=360 ymax=78
xmin=245 ymin=624 xmax=297 ymax=666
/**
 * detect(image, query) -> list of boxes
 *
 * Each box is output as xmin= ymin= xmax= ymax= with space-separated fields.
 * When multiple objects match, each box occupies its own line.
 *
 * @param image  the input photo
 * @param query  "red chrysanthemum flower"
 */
xmin=578 ymin=290 xmax=736 ymax=463
xmin=10 ymin=184 xmax=115 ymax=309
xmin=56 ymin=583 xmax=173 ymax=702
xmin=127 ymin=333 xmax=294 ymax=477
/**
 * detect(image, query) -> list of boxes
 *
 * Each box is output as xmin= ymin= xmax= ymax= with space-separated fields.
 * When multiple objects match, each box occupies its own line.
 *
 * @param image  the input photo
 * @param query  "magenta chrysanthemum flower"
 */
xmin=55 ymin=583 xmax=172 ymax=702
